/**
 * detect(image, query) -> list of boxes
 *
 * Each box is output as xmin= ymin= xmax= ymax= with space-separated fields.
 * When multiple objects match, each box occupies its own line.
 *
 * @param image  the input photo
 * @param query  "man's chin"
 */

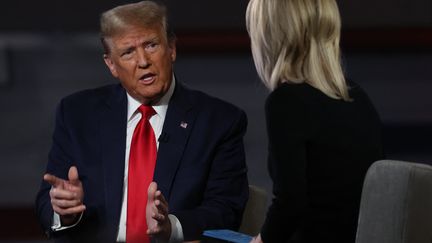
xmin=133 ymin=92 xmax=164 ymax=105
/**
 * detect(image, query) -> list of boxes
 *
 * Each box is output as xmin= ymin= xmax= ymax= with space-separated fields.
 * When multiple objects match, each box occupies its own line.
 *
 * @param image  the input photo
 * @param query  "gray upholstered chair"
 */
xmin=356 ymin=159 xmax=432 ymax=243
xmin=239 ymin=185 xmax=268 ymax=236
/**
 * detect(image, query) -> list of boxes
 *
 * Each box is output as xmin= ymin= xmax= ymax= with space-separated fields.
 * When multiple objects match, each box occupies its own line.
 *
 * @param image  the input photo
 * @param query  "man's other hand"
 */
xmin=146 ymin=181 xmax=171 ymax=241
xmin=43 ymin=166 xmax=86 ymax=226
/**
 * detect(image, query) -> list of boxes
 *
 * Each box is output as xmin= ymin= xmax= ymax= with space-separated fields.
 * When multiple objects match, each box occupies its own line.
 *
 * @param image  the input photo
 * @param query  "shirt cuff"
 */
xmin=51 ymin=212 xmax=83 ymax=231
xmin=168 ymin=214 xmax=184 ymax=243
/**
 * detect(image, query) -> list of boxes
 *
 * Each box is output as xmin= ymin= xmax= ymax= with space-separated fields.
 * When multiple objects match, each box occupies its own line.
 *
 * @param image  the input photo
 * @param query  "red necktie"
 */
xmin=127 ymin=105 xmax=157 ymax=243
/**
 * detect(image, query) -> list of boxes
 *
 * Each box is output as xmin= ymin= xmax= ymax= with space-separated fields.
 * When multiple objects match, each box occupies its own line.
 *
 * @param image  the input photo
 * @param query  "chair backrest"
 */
xmin=356 ymin=159 xmax=432 ymax=243
xmin=239 ymin=185 xmax=268 ymax=236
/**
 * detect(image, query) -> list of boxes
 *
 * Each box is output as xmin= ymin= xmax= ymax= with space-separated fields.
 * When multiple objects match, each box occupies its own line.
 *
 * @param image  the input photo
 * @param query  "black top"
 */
xmin=260 ymin=82 xmax=384 ymax=243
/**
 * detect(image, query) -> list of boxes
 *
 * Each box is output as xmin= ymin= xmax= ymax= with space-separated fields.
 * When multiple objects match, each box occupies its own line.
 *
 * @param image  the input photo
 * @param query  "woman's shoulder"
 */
xmin=346 ymin=80 xmax=376 ymax=105
xmin=265 ymin=82 xmax=317 ymax=122
xmin=266 ymin=82 xmax=319 ymax=108
xmin=269 ymin=81 xmax=311 ymax=97
xmin=269 ymin=80 xmax=371 ymax=103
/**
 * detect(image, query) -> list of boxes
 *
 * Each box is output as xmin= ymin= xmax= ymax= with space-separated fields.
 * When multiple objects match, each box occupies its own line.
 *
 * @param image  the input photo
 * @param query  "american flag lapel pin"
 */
xmin=180 ymin=121 xmax=188 ymax=129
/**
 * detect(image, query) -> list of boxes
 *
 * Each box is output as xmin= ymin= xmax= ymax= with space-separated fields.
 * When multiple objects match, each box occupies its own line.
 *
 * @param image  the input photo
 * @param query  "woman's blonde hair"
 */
xmin=246 ymin=0 xmax=350 ymax=100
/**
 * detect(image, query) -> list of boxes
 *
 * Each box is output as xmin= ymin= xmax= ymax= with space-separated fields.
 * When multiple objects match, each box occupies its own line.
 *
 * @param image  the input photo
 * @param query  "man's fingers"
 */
xmin=147 ymin=228 xmax=156 ymax=235
xmin=44 ymin=174 xmax=63 ymax=187
xmin=151 ymin=211 xmax=166 ymax=222
xmin=147 ymin=226 xmax=162 ymax=235
xmin=68 ymin=166 xmax=80 ymax=185
xmin=146 ymin=211 xmax=171 ymax=240
xmin=44 ymin=166 xmax=81 ymax=188
xmin=155 ymin=190 xmax=167 ymax=203
xmin=155 ymin=199 xmax=168 ymax=216
xmin=154 ymin=190 xmax=168 ymax=215
xmin=52 ymin=204 xmax=86 ymax=216
xmin=51 ymin=198 xmax=83 ymax=209
xmin=50 ymin=187 xmax=79 ymax=200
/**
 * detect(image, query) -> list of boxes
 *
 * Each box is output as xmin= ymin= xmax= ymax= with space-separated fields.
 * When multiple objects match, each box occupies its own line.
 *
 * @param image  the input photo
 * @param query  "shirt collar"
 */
xmin=127 ymin=74 xmax=176 ymax=122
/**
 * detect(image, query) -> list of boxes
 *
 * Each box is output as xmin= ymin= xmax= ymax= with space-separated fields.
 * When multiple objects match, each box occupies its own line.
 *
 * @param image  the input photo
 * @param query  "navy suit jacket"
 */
xmin=36 ymin=82 xmax=249 ymax=242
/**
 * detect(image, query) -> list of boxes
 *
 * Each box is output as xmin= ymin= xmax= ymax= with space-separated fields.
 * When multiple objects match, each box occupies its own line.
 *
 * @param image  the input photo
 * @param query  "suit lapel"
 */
xmin=154 ymin=83 xmax=197 ymax=199
xmin=99 ymin=84 xmax=127 ymax=230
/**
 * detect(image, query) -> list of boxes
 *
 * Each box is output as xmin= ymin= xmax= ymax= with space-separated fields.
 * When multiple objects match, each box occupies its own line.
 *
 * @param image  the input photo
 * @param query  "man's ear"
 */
xmin=169 ymin=40 xmax=177 ymax=62
xmin=103 ymin=54 xmax=118 ymax=78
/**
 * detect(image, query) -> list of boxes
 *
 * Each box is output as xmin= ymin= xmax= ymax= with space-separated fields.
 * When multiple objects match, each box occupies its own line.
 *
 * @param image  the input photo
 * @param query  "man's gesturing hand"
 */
xmin=146 ymin=182 xmax=171 ymax=241
xmin=43 ymin=166 xmax=86 ymax=226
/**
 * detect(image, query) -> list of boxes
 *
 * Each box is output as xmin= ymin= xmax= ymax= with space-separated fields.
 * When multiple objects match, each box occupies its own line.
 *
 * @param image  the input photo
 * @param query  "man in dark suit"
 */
xmin=35 ymin=1 xmax=248 ymax=242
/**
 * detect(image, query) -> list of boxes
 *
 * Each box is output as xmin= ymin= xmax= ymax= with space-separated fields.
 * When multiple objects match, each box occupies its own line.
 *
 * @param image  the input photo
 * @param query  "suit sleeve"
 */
xmin=35 ymin=99 xmax=75 ymax=237
xmin=260 ymin=92 xmax=310 ymax=243
xmin=173 ymin=110 xmax=249 ymax=241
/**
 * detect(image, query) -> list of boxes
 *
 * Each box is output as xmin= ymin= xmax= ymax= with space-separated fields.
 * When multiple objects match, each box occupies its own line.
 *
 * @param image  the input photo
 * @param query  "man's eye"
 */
xmin=121 ymin=50 xmax=133 ymax=56
xmin=146 ymin=43 xmax=158 ymax=52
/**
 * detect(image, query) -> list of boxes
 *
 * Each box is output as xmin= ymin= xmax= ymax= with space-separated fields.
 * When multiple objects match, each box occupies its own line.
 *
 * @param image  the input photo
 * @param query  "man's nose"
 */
xmin=136 ymin=48 xmax=150 ymax=68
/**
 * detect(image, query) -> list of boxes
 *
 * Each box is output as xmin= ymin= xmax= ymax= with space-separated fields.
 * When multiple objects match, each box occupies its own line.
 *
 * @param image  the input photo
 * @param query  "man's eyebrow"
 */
xmin=116 ymin=37 xmax=160 ymax=52
xmin=143 ymin=37 xmax=159 ymax=44
xmin=119 ymin=45 xmax=135 ymax=52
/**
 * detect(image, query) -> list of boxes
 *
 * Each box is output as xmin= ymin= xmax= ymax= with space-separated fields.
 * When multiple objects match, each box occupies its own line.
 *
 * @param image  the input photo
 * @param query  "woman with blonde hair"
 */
xmin=246 ymin=0 xmax=384 ymax=242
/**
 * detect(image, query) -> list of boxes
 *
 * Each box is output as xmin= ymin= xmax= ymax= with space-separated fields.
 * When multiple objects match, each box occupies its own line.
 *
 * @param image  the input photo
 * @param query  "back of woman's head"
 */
xmin=246 ymin=0 xmax=350 ymax=100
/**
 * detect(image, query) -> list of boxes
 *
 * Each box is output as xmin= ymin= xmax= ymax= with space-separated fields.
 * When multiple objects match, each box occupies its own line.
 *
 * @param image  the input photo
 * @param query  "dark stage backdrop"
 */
xmin=0 ymin=0 xmax=431 ymax=240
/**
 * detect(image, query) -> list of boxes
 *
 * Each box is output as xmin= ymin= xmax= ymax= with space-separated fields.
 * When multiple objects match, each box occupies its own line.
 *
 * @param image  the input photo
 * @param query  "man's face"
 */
xmin=104 ymin=24 xmax=176 ymax=104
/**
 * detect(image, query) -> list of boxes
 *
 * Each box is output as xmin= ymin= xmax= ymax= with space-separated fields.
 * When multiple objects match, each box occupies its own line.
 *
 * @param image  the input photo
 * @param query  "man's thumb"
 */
xmin=147 ymin=182 xmax=157 ymax=202
xmin=68 ymin=166 xmax=79 ymax=184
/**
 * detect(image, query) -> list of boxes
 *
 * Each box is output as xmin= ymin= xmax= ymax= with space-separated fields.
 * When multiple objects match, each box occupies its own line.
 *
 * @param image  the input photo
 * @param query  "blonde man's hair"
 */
xmin=100 ymin=1 xmax=174 ymax=54
xmin=246 ymin=0 xmax=350 ymax=100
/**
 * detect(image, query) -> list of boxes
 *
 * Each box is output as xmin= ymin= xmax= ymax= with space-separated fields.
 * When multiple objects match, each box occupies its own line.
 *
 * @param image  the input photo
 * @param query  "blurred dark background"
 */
xmin=0 ymin=0 xmax=431 ymax=241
